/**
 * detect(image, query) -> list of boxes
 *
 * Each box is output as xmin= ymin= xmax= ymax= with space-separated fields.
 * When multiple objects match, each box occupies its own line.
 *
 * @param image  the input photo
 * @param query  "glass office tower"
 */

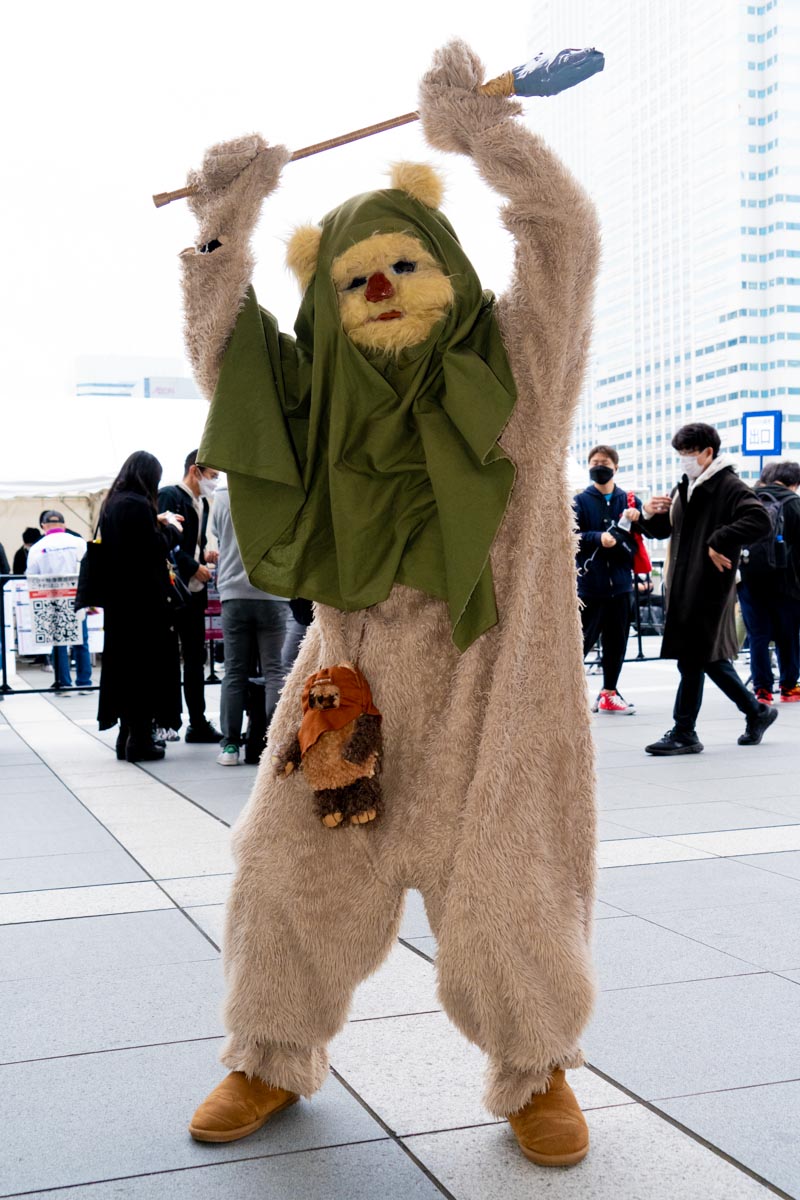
xmin=530 ymin=0 xmax=800 ymax=491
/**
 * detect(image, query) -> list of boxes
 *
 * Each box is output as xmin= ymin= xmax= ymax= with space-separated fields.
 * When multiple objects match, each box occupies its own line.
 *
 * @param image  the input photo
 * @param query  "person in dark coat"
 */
xmin=157 ymin=449 xmax=222 ymax=744
xmin=738 ymin=460 xmax=800 ymax=702
xmin=98 ymin=451 xmax=183 ymax=762
xmin=12 ymin=528 xmax=42 ymax=576
xmin=636 ymin=422 xmax=776 ymax=755
xmin=574 ymin=444 xmax=643 ymax=713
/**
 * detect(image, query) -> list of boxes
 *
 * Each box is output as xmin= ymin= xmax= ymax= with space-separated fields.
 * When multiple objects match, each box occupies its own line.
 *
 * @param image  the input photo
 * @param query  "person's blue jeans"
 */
xmin=52 ymin=617 xmax=92 ymax=688
xmin=220 ymin=599 xmax=288 ymax=745
xmin=739 ymin=581 xmax=800 ymax=692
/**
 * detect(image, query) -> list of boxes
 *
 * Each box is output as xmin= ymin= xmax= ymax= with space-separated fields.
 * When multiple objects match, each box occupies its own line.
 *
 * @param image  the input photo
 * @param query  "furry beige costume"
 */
xmin=180 ymin=41 xmax=599 ymax=1120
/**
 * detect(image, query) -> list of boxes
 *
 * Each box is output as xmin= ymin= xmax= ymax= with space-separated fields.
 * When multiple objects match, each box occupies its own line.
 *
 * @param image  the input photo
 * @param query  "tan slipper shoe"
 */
xmin=507 ymin=1068 xmax=589 ymax=1167
xmin=189 ymin=1071 xmax=299 ymax=1143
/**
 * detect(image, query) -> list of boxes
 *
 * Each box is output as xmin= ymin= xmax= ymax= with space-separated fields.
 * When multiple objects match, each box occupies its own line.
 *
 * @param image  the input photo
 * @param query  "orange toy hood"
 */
xmin=298 ymin=664 xmax=381 ymax=757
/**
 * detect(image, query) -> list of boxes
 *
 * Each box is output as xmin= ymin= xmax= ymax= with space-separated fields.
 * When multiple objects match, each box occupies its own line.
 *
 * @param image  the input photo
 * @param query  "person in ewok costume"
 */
xmin=181 ymin=41 xmax=600 ymax=1166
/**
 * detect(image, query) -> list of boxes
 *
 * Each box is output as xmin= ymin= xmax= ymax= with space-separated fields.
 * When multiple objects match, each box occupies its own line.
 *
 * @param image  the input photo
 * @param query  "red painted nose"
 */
xmin=365 ymin=272 xmax=395 ymax=303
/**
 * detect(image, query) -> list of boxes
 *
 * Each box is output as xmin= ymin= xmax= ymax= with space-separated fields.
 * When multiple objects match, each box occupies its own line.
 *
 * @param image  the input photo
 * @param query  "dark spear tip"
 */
xmin=512 ymin=47 xmax=605 ymax=98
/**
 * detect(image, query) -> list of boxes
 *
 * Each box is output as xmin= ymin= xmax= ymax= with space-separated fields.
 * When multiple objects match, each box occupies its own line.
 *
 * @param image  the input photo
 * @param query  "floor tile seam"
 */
xmin=0 ymin=717 xmax=222 ymax=953
xmin=398 ymin=936 xmax=435 ymax=963
xmin=605 ymin=819 xmax=800 ymax=839
xmin=600 ymin=968 xmax=769 ymax=994
xmin=650 ymin=1074 xmax=800 ymax=1102
xmin=0 ymin=903 xmax=176 ymax=927
xmin=0 ymin=847 xmax=149 ymax=865
xmin=346 ymin=1008 xmax=443 ymax=1026
xmin=2 ymin=949 xmax=220 ymax=988
xmin=727 ymin=852 xmax=800 ymax=881
xmin=0 ymin=1134 xmax=395 ymax=1199
xmin=621 ymin=909 xmax=800 ymax=972
xmin=582 ymin=1062 xmax=796 ymax=1199
xmin=0 ymin=879 xmax=164 ymax=898
xmin=329 ymin=1066 xmax=458 ymax=1200
xmin=598 ymin=852 xmax=718 ymax=869
xmin=29 ymin=694 xmax=234 ymax=831
xmin=667 ymin=827 xmax=800 ymax=851
xmin=397 ymin=1096 xmax=639 ymax=1141
xmin=0 ymin=1033 xmax=225 ymax=1069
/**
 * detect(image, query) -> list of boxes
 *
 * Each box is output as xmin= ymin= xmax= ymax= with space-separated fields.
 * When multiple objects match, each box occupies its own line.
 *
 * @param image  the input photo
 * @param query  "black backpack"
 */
xmin=741 ymin=491 xmax=792 ymax=575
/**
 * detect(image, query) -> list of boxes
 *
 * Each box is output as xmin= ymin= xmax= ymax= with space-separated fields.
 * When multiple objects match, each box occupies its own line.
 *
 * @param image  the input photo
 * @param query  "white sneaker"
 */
xmin=216 ymin=743 xmax=240 ymax=766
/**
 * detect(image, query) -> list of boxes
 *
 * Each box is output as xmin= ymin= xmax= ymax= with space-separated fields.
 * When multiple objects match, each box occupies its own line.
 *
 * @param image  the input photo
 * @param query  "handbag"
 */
xmin=627 ymin=491 xmax=652 ymax=574
xmin=74 ymin=528 xmax=106 ymax=610
xmin=166 ymin=552 xmax=192 ymax=613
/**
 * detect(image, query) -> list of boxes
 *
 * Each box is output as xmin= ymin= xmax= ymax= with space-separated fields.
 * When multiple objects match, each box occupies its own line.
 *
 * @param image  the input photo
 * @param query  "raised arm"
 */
xmin=179 ymin=136 xmax=290 ymax=400
xmin=418 ymin=41 xmax=600 ymax=409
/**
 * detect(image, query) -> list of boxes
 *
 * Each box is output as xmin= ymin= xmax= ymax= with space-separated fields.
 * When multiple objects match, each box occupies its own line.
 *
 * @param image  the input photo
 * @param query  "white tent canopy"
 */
xmin=0 ymin=396 xmax=212 ymax=555
xmin=0 ymin=396 xmax=211 ymax=500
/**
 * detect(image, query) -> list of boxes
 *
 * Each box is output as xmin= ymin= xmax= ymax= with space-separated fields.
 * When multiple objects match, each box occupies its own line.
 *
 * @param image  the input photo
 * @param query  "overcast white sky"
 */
xmin=1 ymin=0 xmax=602 ymax=482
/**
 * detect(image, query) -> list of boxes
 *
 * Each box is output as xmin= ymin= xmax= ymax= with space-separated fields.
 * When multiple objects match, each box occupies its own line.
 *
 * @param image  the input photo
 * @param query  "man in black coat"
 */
xmin=738 ymin=460 xmax=800 ymax=702
xmin=158 ymin=449 xmax=222 ymax=743
xmin=574 ymin=444 xmax=643 ymax=713
xmin=636 ymin=422 xmax=777 ymax=755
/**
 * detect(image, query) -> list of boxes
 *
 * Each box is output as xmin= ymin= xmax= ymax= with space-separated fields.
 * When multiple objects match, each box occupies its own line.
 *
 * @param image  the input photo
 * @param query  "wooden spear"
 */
xmin=152 ymin=48 xmax=603 ymax=209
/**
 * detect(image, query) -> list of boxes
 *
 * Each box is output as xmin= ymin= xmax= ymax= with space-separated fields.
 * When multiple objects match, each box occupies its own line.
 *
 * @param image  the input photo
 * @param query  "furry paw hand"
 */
xmin=185 ymin=134 xmax=291 ymax=244
xmin=271 ymin=745 xmax=299 ymax=778
xmin=418 ymin=39 xmax=522 ymax=156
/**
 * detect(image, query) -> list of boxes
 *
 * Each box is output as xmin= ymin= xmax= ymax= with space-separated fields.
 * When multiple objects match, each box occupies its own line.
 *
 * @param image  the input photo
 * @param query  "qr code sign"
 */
xmin=29 ymin=575 xmax=81 ymax=646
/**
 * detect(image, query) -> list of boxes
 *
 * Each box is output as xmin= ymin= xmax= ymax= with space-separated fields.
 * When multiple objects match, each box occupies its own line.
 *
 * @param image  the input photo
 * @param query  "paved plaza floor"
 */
xmin=1 ymin=651 xmax=799 ymax=1198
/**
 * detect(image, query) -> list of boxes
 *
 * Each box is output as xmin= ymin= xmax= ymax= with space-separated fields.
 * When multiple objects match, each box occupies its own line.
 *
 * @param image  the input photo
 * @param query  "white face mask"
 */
xmin=198 ymin=476 xmax=218 ymax=498
xmin=679 ymin=454 xmax=705 ymax=481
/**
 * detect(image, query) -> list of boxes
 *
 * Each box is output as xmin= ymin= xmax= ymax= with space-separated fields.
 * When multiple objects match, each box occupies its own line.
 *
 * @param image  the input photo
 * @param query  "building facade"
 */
xmin=530 ymin=0 xmax=800 ymax=492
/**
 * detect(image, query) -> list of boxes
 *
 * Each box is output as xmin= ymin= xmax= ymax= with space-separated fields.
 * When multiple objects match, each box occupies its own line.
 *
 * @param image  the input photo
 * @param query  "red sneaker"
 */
xmin=780 ymin=685 xmax=800 ymax=703
xmin=598 ymin=690 xmax=635 ymax=714
xmin=755 ymin=688 xmax=774 ymax=703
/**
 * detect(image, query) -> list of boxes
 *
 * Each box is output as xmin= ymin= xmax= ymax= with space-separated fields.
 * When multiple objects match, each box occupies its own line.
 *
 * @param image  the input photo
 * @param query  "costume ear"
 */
xmin=389 ymin=162 xmax=445 ymax=210
xmin=286 ymin=224 xmax=323 ymax=292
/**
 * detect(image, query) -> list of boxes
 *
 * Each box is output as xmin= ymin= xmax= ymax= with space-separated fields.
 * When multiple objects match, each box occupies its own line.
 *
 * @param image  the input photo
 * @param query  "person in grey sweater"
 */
xmin=211 ymin=485 xmax=290 ymax=765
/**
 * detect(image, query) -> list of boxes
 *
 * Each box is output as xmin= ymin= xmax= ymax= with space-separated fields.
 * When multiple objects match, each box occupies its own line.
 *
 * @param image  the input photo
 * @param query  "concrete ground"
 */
xmin=1 ymin=648 xmax=799 ymax=1199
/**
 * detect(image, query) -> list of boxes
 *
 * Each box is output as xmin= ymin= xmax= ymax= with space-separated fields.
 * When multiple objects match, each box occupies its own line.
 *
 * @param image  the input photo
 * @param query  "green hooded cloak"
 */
xmin=198 ymin=187 xmax=517 ymax=652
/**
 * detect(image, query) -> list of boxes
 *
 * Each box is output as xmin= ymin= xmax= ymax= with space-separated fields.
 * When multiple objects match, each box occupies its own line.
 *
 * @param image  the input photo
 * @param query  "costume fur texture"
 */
xmin=180 ymin=39 xmax=600 ymax=1116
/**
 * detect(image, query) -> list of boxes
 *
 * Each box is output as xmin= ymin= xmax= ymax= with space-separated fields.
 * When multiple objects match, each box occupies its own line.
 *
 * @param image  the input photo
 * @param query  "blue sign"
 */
xmin=742 ymin=410 xmax=782 ymax=457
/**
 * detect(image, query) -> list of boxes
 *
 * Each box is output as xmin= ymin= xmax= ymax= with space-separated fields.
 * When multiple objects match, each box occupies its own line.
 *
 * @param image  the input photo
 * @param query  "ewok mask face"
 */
xmin=286 ymin=163 xmax=455 ymax=356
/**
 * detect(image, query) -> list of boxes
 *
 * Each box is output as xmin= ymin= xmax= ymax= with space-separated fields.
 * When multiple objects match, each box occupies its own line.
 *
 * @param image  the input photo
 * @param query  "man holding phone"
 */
xmin=634 ymin=423 xmax=777 ymax=754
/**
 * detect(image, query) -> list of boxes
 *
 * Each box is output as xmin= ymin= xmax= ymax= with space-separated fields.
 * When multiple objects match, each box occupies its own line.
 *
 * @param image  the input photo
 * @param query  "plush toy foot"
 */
xmin=188 ymin=1071 xmax=299 ymax=1143
xmin=507 ymin=1068 xmax=589 ymax=1167
xmin=350 ymin=808 xmax=377 ymax=825
xmin=322 ymin=811 xmax=344 ymax=827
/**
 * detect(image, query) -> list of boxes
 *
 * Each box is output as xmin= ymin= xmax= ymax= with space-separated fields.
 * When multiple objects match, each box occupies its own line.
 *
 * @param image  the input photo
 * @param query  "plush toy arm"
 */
xmin=418 ymin=41 xmax=600 ymax=407
xmin=179 ymin=135 xmax=290 ymax=401
xmin=341 ymin=714 xmax=382 ymax=766
xmin=272 ymin=734 xmax=302 ymax=777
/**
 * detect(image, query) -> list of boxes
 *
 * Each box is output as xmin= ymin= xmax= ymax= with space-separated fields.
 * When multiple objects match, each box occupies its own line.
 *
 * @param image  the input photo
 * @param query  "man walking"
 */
xmin=158 ymin=451 xmax=222 ymax=743
xmin=574 ymin=445 xmax=642 ymax=713
xmin=636 ymin=423 xmax=777 ymax=754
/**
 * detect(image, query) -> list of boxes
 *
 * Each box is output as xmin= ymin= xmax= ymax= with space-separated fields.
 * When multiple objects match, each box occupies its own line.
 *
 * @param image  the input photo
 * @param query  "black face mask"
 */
xmin=589 ymin=466 xmax=614 ymax=485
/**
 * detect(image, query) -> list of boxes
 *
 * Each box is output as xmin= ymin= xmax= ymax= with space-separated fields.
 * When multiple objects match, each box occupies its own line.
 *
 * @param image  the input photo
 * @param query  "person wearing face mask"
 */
xmin=633 ymin=423 xmax=777 ymax=755
xmin=158 ymin=449 xmax=223 ymax=743
xmin=574 ymin=445 xmax=643 ymax=713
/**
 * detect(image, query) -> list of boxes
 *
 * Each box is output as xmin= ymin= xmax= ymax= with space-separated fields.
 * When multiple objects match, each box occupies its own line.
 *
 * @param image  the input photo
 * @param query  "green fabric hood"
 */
xmin=198 ymin=186 xmax=517 ymax=651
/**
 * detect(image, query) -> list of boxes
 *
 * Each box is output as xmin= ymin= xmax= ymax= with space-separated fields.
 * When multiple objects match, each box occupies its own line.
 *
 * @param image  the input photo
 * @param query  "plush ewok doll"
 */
xmin=183 ymin=41 xmax=600 ymax=1168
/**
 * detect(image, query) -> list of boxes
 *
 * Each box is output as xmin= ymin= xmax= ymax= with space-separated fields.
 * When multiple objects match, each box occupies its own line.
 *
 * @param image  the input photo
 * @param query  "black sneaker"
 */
xmin=645 ymin=728 xmax=704 ymax=756
xmin=185 ymin=721 xmax=223 ymax=744
xmin=738 ymin=703 xmax=778 ymax=746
